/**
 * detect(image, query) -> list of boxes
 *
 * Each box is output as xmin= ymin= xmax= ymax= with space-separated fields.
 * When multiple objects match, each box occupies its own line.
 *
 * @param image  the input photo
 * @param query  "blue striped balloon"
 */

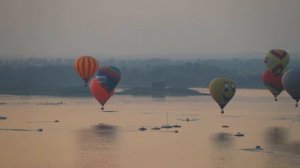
xmin=95 ymin=66 xmax=121 ymax=92
xmin=282 ymin=69 xmax=300 ymax=107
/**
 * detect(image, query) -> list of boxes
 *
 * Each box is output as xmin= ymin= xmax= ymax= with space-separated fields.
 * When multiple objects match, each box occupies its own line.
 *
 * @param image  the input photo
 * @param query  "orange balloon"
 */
xmin=74 ymin=56 xmax=98 ymax=86
xmin=90 ymin=78 xmax=114 ymax=110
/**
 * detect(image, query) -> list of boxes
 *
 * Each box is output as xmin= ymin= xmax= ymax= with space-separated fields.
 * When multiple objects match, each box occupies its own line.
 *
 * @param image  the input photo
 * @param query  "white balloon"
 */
xmin=282 ymin=69 xmax=300 ymax=107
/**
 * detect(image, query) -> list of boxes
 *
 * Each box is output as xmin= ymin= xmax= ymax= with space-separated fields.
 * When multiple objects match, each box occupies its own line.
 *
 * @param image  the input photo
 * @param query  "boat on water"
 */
xmin=172 ymin=124 xmax=181 ymax=128
xmin=0 ymin=116 xmax=7 ymax=120
xmin=139 ymin=127 xmax=147 ymax=131
xmin=178 ymin=118 xmax=199 ymax=122
xmin=161 ymin=124 xmax=173 ymax=129
xmin=240 ymin=145 xmax=263 ymax=152
xmin=161 ymin=112 xmax=173 ymax=129
xmin=36 ymin=101 xmax=65 ymax=105
xmin=151 ymin=127 xmax=161 ymax=130
xmin=234 ymin=132 xmax=245 ymax=137
xmin=255 ymin=145 xmax=263 ymax=150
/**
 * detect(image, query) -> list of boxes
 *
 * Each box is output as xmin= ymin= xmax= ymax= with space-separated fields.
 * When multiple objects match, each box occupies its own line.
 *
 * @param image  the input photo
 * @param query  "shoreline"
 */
xmin=0 ymin=88 xmax=271 ymax=98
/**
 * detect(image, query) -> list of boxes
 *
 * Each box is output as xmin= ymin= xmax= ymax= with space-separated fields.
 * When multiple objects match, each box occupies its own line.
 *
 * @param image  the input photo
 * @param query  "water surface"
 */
xmin=0 ymin=89 xmax=299 ymax=168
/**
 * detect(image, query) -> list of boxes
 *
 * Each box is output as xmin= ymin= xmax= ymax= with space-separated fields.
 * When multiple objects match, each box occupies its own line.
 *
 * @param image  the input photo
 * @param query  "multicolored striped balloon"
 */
xmin=90 ymin=78 xmax=114 ymax=110
xmin=90 ymin=66 xmax=121 ymax=110
xmin=262 ymin=70 xmax=284 ymax=101
xmin=264 ymin=49 xmax=289 ymax=76
xmin=95 ymin=66 xmax=121 ymax=92
xmin=74 ymin=56 xmax=98 ymax=86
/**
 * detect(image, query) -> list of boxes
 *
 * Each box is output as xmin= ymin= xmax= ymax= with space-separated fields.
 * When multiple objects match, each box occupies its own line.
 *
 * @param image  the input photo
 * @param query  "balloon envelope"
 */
xmin=282 ymin=69 xmax=300 ymax=106
xmin=262 ymin=70 xmax=284 ymax=100
xmin=96 ymin=66 xmax=121 ymax=92
xmin=264 ymin=49 xmax=289 ymax=76
xmin=74 ymin=56 xmax=98 ymax=86
xmin=90 ymin=78 xmax=114 ymax=109
xmin=209 ymin=78 xmax=236 ymax=113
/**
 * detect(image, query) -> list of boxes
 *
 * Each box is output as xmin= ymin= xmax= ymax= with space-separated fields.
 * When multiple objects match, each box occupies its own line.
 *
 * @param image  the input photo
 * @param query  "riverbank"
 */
xmin=0 ymin=86 xmax=208 ymax=97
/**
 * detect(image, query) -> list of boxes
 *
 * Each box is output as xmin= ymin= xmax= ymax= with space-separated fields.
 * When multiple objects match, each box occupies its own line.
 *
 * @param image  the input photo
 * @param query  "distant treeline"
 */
xmin=0 ymin=55 xmax=299 ymax=96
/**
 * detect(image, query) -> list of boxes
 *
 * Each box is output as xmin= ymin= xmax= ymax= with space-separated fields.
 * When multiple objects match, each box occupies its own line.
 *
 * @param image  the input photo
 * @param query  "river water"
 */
xmin=0 ymin=89 xmax=299 ymax=168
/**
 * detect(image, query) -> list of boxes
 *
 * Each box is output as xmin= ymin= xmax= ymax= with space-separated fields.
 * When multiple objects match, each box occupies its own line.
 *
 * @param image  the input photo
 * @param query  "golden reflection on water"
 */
xmin=76 ymin=124 xmax=119 ymax=168
xmin=0 ymin=89 xmax=300 ymax=168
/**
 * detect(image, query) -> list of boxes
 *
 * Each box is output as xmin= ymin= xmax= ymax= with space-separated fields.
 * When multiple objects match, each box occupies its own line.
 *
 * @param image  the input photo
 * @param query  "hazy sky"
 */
xmin=1 ymin=0 xmax=300 ymax=58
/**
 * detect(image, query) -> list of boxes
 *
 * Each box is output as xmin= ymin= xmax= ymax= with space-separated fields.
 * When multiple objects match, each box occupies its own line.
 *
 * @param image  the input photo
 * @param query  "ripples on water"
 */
xmin=76 ymin=124 xmax=119 ymax=168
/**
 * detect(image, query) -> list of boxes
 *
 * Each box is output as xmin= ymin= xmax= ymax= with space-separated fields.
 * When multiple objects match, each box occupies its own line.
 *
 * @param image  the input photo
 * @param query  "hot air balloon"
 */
xmin=264 ymin=49 xmax=289 ymax=76
xmin=95 ymin=66 xmax=121 ymax=92
xmin=209 ymin=78 xmax=236 ymax=114
xmin=74 ymin=56 xmax=98 ymax=86
xmin=90 ymin=78 xmax=114 ymax=111
xmin=282 ymin=69 xmax=300 ymax=107
xmin=262 ymin=70 xmax=284 ymax=101
xmin=90 ymin=66 xmax=121 ymax=110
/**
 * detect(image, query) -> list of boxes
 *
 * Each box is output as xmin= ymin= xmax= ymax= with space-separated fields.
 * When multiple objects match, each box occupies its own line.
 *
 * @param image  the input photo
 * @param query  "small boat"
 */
xmin=139 ymin=127 xmax=147 ymax=131
xmin=172 ymin=124 xmax=181 ymax=128
xmin=177 ymin=118 xmax=199 ymax=122
xmin=234 ymin=132 xmax=245 ymax=137
xmin=255 ymin=145 xmax=263 ymax=150
xmin=161 ymin=112 xmax=173 ymax=129
xmin=174 ymin=130 xmax=179 ymax=133
xmin=36 ymin=101 xmax=64 ymax=105
xmin=161 ymin=124 xmax=172 ymax=129
xmin=151 ymin=127 xmax=161 ymax=130
xmin=240 ymin=145 xmax=264 ymax=152
xmin=0 ymin=116 xmax=7 ymax=120
xmin=222 ymin=125 xmax=230 ymax=128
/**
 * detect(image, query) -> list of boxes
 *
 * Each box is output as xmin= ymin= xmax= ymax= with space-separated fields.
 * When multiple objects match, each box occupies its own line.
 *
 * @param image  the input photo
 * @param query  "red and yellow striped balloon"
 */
xmin=74 ymin=56 xmax=98 ymax=86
